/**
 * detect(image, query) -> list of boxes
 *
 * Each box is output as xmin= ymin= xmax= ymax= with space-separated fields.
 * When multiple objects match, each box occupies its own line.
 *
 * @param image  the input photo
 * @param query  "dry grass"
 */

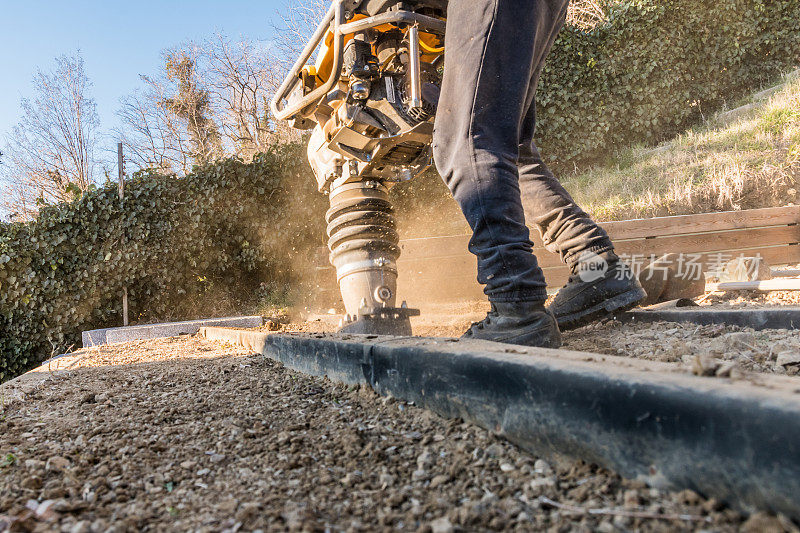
xmin=563 ymin=71 xmax=800 ymax=221
xmin=566 ymin=0 xmax=610 ymax=29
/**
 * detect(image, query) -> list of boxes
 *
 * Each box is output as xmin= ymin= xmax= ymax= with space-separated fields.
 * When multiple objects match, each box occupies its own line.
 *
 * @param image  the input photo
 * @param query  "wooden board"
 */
xmin=396 ymin=244 xmax=800 ymax=303
xmin=399 ymin=227 xmax=800 ymax=271
xmin=321 ymin=207 xmax=800 ymax=306
xmin=603 ymin=205 xmax=800 ymax=241
xmin=398 ymin=206 xmax=800 ymax=260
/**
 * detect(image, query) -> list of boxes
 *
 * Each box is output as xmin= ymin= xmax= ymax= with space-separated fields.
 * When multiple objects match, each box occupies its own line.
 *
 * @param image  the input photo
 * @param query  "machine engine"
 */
xmin=271 ymin=0 xmax=446 ymax=335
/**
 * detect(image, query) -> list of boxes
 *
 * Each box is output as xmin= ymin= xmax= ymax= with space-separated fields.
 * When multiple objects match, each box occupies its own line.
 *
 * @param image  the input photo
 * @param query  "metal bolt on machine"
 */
xmin=270 ymin=0 xmax=447 ymax=335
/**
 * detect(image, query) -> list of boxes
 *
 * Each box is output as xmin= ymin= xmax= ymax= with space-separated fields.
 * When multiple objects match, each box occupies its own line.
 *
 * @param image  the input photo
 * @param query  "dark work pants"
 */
xmin=433 ymin=0 xmax=615 ymax=302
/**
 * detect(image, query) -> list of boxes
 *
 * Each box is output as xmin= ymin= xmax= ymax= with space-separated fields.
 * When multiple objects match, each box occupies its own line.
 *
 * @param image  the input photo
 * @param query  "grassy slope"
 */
xmin=563 ymin=71 xmax=800 ymax=221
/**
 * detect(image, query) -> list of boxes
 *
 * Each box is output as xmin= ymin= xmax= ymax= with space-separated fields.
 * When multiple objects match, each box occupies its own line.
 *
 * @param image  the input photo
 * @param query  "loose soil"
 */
xmin=2 ymin=336 xmax=788 ymax=532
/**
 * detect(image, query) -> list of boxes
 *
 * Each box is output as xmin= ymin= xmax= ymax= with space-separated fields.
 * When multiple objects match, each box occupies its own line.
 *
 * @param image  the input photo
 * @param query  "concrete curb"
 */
xmin=619 ymin=307 xmax=800 ymax=330
xmin=82 ymin=316 xmax=263 ymax=347
xmin=200 ymin=327 xmax=800 ymax=520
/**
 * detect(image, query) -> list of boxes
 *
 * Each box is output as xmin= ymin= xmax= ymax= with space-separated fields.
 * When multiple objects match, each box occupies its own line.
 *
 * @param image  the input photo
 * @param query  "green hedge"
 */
xmin=0 ymin=144 xmax=327 ymax=382
xmin=536 ymin=0 xmax=800 ymax=168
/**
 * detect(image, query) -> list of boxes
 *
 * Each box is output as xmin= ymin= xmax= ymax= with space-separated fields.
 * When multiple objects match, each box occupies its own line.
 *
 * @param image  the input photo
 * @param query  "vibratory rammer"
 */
xmin=271 ymin=0 xmax=447 ymax=335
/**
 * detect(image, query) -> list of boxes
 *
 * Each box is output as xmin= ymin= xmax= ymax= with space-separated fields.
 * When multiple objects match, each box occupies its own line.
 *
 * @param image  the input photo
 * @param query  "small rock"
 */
xmin=613 ymin=514 xmax=632 ymax=528
xmin=45 ymin=456 xmax=70 ymax=472
xmin=430 ymin=517 xmax=454 ymax=533
xmin=429 ymin=474 xmax=450 ymax=489
xmin=412 ymin=469 xmax=429 ymax=482
xmin=533 ymin=459 xmax=552 ymax=474
xmin=379 ymin=473 xmax=395 ymax=487
xmin=80 ymin=393 xmax=96 ymax=404
xmin=724 ymin=332 xmax=757 ymax=352
xmin=702 ymin=498 xmax=724 ymax=513
xmin=528 ymin=477 xmax=556 ymax=496
xmin=407 ymin=497 xmax=423 ymax=518
xmin=485 ymin=443 xmax=504 ymax=458
xmin=236 ymin=502 xmax=260 ymax=526
xmin=741 ymin=512 xmax=785 ymax=533
xmin=623 ymin=489 xmax=640 ymax=509
xmin=500 ymin=463 xmax=515 ymax=472
xmin=692 ymin=355 xmax=721 ymax=376
xmin=777 ymin=351 xmax=800 ymax=367
xmin=596 ymin=521 xmax=617 ymax=533
xmin=25 ymin=459 xmax=45 ymax=470
xmin=341 ymin=472 xmax=361 ymax=486
xmin=70 ymin=520 xmax=91 ymax=533
xmin=217 ymin=499 xmax=238 ymax=514
xmin=21 ymin=475 xmax=43 ymax=490
xmin=715 ymin=361 xmax=738 ymax=378
xmin=208 ymin=453 xmax=226 ymax=463
xmin=676 ymin=489 xmax=701 ymax=506
xmin=196 ymin=468 xmax=210 ymax=476
xmin=30 ymin=499 xmax=59 ymax=520
xmin=180 ymin=460 xmax=196 ymax=470
xmin=417 ymin=450 xmax=436 ymax=469
xmin=769 ymin=342 xmax=793 ymax=361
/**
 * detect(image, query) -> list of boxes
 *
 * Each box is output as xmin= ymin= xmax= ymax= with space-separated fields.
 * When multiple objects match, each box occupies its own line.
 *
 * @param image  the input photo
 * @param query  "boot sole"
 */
xmin=554 ymin=286 xmax=647 ymax=332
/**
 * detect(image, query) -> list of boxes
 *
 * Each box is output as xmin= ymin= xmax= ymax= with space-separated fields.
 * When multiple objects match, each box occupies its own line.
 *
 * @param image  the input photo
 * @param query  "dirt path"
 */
xmin=2 ymin=336 xmax=786 ymax=532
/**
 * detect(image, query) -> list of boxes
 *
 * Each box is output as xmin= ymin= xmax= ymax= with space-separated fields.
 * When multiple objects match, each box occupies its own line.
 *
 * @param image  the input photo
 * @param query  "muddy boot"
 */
xmin=462 ymin=301 xmax=562 ymax=348
xmin=548 ymin=254 xmax=646 ymax=331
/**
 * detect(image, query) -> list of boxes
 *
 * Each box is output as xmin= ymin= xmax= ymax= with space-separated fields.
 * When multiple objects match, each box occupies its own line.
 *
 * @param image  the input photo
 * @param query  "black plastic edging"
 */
xmin=200 ymin=328 xmax=800 ymax=520
xmin=618 ymin=307 xmax=800 ymax=330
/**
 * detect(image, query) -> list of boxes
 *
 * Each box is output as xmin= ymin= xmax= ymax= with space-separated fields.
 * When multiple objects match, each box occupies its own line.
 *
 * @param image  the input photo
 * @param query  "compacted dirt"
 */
xmin=4 ymin=336 xmax=791 ymax=532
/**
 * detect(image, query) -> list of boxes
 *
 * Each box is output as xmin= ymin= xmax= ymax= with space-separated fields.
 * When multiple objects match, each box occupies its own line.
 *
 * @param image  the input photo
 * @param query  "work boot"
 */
xmin=462 ymin=301 xmax=562 ymax=348
xmin=548 ymin=253 xmax=646 ymax=331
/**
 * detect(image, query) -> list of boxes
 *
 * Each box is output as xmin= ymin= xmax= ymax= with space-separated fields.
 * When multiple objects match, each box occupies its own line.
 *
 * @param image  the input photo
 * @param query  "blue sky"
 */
xmin=0 ymin=0 xmax=284 ymax=147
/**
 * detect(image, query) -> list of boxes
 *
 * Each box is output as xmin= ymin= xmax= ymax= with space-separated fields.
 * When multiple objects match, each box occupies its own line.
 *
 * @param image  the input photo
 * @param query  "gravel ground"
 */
xmin=699 ymin=290 xmax=800 ymax=307
xmin=562 ymin=321 xmax=800 ymax=377
xmin=3 ymin=336 xmax=791 ymax=532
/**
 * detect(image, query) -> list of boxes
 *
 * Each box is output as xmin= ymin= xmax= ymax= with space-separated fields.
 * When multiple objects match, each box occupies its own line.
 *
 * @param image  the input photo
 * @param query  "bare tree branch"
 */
xmin=1 ymin=53 xmax=99 ymax=218
xmin=117 ymin=32 xmax=303 ymax=173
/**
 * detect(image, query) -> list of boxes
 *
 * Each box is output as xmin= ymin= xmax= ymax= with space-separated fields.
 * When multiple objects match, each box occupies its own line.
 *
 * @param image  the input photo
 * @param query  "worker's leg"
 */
xmin=434 ymin=0 xmax=555 ymax=303
xmin=515 ymin=16 xmax=646 ymax=330
xmin=515 ymin=2 xmax=615 ymax=265
xmin=433 ymin=0 xmax=562 ymax=347
xmin=518 ymin=145 xmax=617 ymax=264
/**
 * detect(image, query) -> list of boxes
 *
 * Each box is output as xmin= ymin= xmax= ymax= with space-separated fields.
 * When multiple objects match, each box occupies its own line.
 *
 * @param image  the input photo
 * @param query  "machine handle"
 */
xmin=269 ymin=2 xmax=446 ymax=122
xmin=270 ymin=0 xmax=346 ymax=122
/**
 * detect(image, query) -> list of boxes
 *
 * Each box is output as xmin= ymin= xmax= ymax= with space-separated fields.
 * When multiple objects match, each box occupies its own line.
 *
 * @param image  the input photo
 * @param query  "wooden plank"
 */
xmin=399 ymin=234 xmax=471 ymax=259
xmin=397 ymin=264 xmax=571 ymax=303
xmin=615 ymin=226 xmax=800 ymax=257
xmin=399 ymin=229 xmax=800 ymax=275
xmin=396 ymin=244 xmax=800 ymax=304
xmin=397 ymin=206 xmax=800 ymax=259
xmin=602 ymin=206 xmax=800 ymax=241
xmin=397 ymin=274 xmax=484 ymax=303
xmin=710 ymin=279 xmax=800 ymax=292
xmin=399 ymin=245 xmax=800 ymax=284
